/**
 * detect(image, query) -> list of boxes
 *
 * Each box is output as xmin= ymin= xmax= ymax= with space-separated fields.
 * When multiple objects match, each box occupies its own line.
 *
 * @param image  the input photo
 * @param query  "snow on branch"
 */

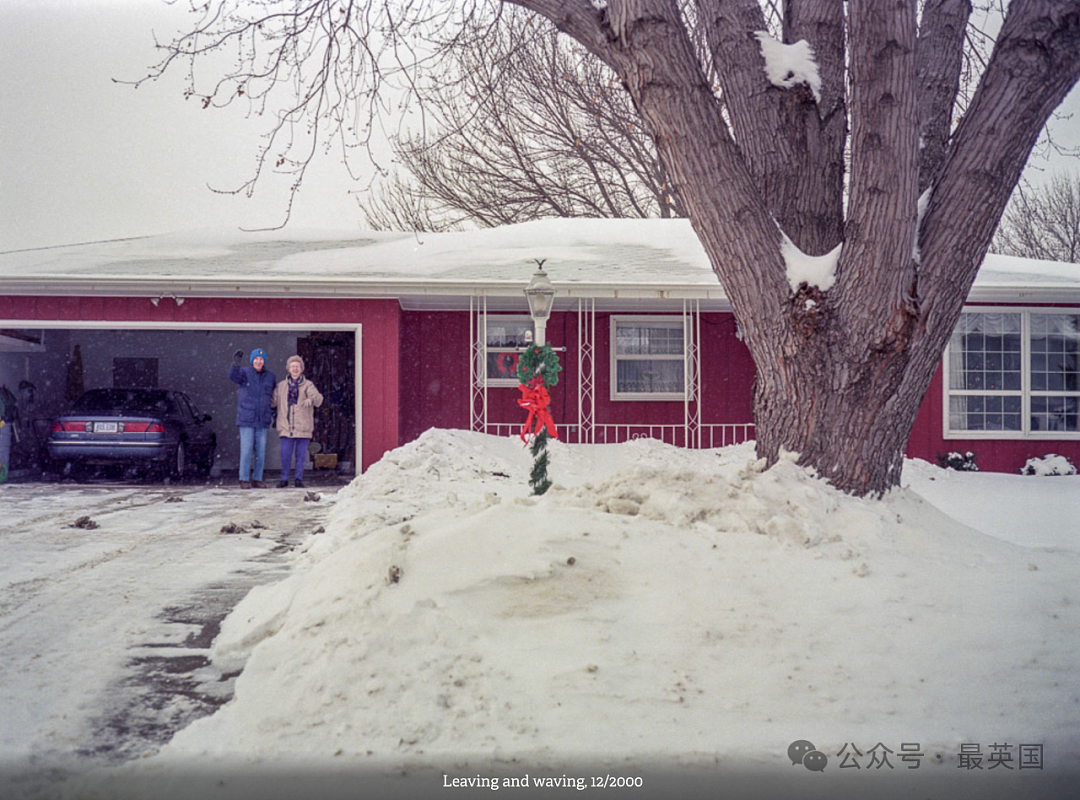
xmin=754 ymin=31 xmax=821 ymax=104
xmin=781 ymin=232 xmax=841 ymax=293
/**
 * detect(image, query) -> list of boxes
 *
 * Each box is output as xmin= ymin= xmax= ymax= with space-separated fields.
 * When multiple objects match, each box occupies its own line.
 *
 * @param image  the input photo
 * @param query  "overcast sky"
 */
xmin=2 ymin=0 xmax=1078 ymax=253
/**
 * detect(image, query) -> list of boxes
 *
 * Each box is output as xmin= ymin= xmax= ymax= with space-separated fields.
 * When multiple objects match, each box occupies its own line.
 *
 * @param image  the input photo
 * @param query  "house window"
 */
xmin=484 ymin=316 xmax=533 ymax=387
xmin=610 ymin=316 xmax=685 ymax=401
xmin=945 ymin=309 xmax=1080 ymax=438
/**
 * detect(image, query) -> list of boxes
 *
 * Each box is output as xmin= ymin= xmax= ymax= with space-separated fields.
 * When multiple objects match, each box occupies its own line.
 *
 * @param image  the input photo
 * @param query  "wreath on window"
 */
xmin=516 ymin=344 xmax=563 ymax=388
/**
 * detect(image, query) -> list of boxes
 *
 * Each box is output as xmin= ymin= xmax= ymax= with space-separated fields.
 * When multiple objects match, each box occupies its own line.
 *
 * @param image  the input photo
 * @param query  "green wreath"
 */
xmin=517 ymin=344 xmax=562 ymax=388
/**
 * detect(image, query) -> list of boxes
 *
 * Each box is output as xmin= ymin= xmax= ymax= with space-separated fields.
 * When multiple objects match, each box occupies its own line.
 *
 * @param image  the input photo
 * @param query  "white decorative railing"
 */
xmin=485 ymin=422 xmax=755 ymax=449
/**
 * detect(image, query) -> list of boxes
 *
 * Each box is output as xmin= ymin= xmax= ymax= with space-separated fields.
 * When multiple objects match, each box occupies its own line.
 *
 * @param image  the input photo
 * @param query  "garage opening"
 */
xmin=0 ymin=326 xmax=358 ymax=482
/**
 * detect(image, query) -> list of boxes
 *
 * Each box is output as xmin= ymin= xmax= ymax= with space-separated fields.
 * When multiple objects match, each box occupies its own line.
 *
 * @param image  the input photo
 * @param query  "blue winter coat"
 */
xmin=228 ymin=364 xmax=277 ymax=428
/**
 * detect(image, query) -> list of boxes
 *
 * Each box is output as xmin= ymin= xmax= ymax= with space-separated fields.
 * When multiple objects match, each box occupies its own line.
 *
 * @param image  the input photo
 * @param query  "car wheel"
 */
xmin=171 ymin=441 xmax=186 ymax=479
xmin=198 ymin=439 xmax=217 ymax=478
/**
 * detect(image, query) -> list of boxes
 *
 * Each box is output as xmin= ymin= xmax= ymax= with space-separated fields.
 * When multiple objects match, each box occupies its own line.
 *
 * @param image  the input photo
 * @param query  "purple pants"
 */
xmin=280 ymin=437 xmax=310 ymax=480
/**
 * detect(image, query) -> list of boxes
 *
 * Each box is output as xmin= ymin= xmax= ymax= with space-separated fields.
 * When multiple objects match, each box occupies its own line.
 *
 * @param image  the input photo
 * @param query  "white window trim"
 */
xmin=484 ymin=315 xmax=533 ymax=388
xmin=610 ymin=315 xmax=686 ymax=402
xmin=943 ymin=305 xmax=1080 ymax=440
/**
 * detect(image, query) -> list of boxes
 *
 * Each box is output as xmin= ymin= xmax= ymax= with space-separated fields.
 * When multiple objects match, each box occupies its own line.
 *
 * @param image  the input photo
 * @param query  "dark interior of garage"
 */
xmin=0 ymin=327 xmax=356 ymax=482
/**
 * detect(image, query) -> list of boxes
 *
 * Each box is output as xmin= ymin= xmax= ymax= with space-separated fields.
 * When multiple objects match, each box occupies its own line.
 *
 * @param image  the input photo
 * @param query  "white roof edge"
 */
xmin=0 ymin=277 xmax=731 ymax=301
xmin=2 ymin=278 xmax=1078 ymax=307
xmin=965 ymin=287 xmax=1080 ymax=303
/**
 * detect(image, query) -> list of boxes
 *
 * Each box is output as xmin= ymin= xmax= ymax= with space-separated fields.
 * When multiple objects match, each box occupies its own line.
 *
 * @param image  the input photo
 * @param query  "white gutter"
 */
xmin=0 ymin=275 xmax=731 ymax=302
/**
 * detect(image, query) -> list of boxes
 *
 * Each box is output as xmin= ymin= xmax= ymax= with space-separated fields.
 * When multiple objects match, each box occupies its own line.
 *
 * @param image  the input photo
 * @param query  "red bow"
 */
xmin=517 ymin=379 xmax=559 ymax=444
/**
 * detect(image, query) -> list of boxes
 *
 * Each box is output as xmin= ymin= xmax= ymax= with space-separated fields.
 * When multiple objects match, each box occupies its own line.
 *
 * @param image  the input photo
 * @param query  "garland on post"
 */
xmin=516 ymin=343 xmax=562 ymax=495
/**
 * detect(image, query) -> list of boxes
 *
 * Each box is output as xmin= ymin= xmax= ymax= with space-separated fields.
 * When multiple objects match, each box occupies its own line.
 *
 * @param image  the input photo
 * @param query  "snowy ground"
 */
xmin=0 ymin=481 xmax=337 ymax=798
xmin=3 ymin=431 xmax=1079 ymax=800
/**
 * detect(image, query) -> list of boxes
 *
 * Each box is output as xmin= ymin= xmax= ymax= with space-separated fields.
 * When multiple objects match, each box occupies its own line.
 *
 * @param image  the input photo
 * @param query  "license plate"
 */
xmin=94 ymin=422 xmax=119 ymax=433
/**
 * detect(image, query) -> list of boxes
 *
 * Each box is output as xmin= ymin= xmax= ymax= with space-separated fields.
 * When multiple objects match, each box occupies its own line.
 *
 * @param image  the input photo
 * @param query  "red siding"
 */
xmin=906 ymin=362 xmax=1080 ymax=473
xmin=8 ymin=295 xmax=1078 ymax=474
xmin=398 ymin=310 xmax=756 ymax=442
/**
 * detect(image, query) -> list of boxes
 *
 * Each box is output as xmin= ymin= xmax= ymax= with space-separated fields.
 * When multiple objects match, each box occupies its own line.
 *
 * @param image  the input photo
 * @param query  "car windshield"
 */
xmin=70 ymin=390 xmax=175 ymax=416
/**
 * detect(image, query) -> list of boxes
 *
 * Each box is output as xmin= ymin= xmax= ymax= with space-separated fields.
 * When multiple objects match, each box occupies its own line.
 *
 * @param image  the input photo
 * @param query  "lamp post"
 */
xmin=524 ymin=260 xmax=556 ymax=346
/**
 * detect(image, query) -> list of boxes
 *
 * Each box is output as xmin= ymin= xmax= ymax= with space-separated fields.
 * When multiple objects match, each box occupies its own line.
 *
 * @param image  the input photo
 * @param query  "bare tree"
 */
xmin=993 ymin=172 xmax=1080 ymax=263
xmin=133 ymin=0 xmax=1080 ymax=496
xmin=359 ymin=10 xmax=686 ymax=231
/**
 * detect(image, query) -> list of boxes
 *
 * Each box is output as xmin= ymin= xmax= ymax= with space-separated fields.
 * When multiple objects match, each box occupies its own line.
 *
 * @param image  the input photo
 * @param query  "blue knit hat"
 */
xmin=250 ymin=348 xmax=267 ymax=365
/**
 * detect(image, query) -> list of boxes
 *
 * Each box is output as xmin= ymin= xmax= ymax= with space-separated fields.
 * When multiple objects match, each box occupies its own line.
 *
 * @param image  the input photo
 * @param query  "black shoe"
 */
xmin=294 ymin=478 xmax=305 ymax=489
xmin=277 ymin=480 xmax=288 ymax=489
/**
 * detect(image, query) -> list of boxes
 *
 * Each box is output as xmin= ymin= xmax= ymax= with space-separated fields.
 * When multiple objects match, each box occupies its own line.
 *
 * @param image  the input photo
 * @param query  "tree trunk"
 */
xmin=510 ymin=0 xmax=1080 ymax=497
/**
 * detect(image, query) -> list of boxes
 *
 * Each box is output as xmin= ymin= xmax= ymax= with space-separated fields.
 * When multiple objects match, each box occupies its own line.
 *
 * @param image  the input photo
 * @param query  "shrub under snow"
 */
xmin=1021 ymin=453 xmax=1078 ymax=477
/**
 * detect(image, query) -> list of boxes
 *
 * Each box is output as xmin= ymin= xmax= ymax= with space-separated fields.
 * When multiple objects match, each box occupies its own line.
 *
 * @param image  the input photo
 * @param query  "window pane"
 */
xmin=949 ymin=396 xmax=1021 ymax=432
xmin=616 ymin=324 xmax=684 ymax=356
xmin=1029 ymin=314 xmax=1080 ymax=398
xmin=486 ymin=320 xmax=532 ymax=348
xmin=1030 ymin=395 xmax=1079 ymax=432
xmin=616 ymin=359 xmax=684 ymax=394
xmin=949 ymin=313 xmax=1021 ymax=391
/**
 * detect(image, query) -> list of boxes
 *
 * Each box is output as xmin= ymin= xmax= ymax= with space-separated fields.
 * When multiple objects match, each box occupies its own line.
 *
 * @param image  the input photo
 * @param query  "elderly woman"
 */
xmin=271 ymin=355 xmax=324 ymax=488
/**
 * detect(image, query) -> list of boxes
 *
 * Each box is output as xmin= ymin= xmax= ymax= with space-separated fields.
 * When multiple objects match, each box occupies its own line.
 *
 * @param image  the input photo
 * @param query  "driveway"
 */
xmin=0 ymin=480 xmax=339 ymax=796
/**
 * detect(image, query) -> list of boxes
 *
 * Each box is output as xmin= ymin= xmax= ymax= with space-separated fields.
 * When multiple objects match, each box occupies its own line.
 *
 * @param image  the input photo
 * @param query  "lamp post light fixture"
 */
xmin=524 ymin=260 xmax=556 ymax=347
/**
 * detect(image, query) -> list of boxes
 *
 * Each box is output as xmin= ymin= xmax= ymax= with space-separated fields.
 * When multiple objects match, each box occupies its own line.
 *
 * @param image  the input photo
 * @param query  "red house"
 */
xmin=1 ymin=219 xmax=1078 ymax=476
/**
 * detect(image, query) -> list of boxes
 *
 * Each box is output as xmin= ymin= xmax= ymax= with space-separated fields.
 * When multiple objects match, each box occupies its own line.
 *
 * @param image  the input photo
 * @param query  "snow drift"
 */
xmin=57 ymin=430 xmax=1080 ymax=800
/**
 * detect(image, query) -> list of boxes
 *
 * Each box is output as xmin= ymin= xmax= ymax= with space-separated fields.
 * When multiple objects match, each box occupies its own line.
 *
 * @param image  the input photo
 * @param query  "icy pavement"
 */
xmin=0 ymin=482 xmax=336 ymax=796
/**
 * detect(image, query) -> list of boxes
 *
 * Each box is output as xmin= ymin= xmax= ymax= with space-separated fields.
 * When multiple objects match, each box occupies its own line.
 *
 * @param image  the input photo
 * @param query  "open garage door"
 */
xmin=0 ymin=325 xmax=359 ymax=481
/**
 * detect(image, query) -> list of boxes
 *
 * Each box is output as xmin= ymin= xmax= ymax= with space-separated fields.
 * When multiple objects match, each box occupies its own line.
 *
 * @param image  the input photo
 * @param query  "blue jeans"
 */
xmin=279 ymin=437 xmax=310 ymax=481
xmin=238 ymin=426 xmax=268 ymax=481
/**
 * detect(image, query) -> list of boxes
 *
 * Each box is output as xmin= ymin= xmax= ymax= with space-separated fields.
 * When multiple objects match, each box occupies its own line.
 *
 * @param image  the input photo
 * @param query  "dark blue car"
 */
xmin=47 ymin=389 xmax=216 ymax=478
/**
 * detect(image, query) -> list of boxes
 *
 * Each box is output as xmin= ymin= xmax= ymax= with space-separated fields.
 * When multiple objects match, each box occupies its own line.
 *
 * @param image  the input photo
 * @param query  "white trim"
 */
xmin=577 ymin=298 xmax=596 ymax=444
xmin=354 ymin=325 xmax=363 ymax=473
xmin=483 ymin=421 xmax=755 ymax=448
xmin=609 ymin=315 xmax=687 ymax=402
xmin=683 ymin=299 xmax=701 ymax=447
xmin=0 ymin=320 xmax=360 ymax=331
xmin=943 ymin=305 xmax=1080 ymax=440
xmin=0 ymin=319 xmax=365 ymax=469
xmin=469 ymin=297 xmax=488 ymax=433
xmin=0 ymin=276 xmax=734 ymax=303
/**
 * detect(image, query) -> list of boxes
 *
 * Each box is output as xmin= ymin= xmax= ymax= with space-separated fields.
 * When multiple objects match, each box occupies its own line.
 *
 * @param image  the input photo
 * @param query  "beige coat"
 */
xmin=271 ymin=377 xmax=324 ymax=439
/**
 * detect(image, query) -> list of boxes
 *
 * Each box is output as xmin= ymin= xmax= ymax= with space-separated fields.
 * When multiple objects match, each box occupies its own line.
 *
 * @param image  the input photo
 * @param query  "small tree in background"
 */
xmin=993 ymin=171 xmax=1080 ymax=264
xmin=359 ymin=11 xmax=684 ymax=232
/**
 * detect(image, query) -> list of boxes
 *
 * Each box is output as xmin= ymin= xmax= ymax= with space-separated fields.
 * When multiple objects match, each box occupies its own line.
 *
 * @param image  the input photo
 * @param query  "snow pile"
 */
xmin=754 ymin=32 xmax=822 ymax=103
xmin=56 ymin=431 xmax=1080 ymax=799
xmin=1021 ymin=454 xmax=1077 ymax=477
xmin=781 ymin=233 xmax=841 ymax=292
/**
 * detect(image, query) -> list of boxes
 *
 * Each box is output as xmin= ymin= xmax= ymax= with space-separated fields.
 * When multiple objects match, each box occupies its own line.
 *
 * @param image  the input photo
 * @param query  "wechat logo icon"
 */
xmin=789 ymin=739 xmax=828 ymax=772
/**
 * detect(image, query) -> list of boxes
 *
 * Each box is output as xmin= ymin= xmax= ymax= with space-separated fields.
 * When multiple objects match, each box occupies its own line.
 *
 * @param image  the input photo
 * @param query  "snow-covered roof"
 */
xmin=0 ymin=218 xmax=1077 ymax=308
